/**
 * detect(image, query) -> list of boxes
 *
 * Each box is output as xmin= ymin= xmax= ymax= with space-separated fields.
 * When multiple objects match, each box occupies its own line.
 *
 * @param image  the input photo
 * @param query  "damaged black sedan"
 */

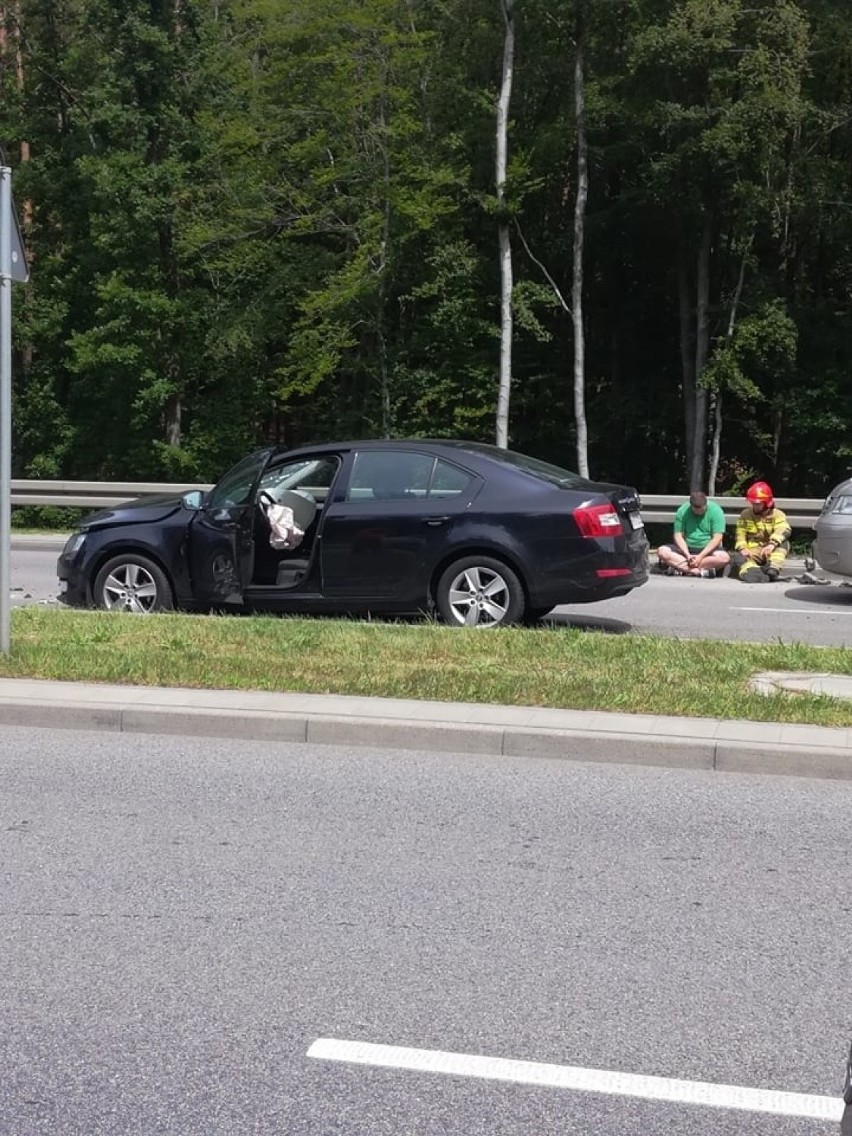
xmin=57 ymin=439 xmax=648 ymax=627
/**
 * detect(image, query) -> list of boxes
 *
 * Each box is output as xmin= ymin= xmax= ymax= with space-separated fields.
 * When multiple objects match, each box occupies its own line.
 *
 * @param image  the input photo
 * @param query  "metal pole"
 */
xmin=0 ymin=165 xmax=11 ymax=654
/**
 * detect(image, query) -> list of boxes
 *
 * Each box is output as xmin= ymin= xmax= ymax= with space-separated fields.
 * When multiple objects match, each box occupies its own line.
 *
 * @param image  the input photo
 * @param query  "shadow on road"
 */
xmin=544 ymin=612 xmax=633 ymax=635
xmin=782 ymin=584 xmax=852 ymax=607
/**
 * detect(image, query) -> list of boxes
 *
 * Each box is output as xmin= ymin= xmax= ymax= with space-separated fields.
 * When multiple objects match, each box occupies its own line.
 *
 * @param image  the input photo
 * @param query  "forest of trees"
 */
xmin=0 ymin=0 xmax=850 ymax=496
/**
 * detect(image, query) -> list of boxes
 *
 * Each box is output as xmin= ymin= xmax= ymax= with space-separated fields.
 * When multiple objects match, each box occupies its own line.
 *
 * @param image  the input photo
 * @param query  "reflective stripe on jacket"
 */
xmin=734 ymin=507 xmax=792 ymax=550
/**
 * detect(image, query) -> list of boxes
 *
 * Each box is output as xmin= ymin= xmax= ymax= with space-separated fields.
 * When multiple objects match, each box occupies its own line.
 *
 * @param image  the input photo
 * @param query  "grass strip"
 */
xmin=3 ymin=608 xmax=852 ymax=727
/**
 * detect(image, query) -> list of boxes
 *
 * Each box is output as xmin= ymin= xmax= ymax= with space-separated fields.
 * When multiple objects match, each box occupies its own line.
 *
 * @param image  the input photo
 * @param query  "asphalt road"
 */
xmin=1 ymin=727 xmax=849 ymax=1134
xmin=9 ymin=545 xmax=62 ymax=609
xmin=10 ymin=544 xmax=852 ymax=646
xmin=548 ymin=568 xmax=852 ymax=646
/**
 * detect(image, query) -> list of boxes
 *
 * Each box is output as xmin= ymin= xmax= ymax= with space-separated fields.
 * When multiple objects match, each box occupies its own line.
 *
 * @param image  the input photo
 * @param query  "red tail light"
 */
xmin=573 ymin=503 xmax=623 ymax=538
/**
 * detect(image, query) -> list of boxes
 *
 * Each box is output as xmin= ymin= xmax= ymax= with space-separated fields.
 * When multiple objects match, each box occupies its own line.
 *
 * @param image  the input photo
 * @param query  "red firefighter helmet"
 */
xmin=746 ymin=481 xmax=774 ymax=508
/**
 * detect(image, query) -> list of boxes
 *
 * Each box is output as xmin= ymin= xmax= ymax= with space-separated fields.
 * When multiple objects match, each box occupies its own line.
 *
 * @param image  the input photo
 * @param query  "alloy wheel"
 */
xmin=101 ymin=562 xmax=160 ymax=613
xmin=445 ymin=564 xmax=513 ymax=627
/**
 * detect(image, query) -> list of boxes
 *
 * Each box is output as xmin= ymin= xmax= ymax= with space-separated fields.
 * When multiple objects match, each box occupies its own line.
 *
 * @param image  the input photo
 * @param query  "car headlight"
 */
xmin=63 ymin=531 xmax=87 ymax=556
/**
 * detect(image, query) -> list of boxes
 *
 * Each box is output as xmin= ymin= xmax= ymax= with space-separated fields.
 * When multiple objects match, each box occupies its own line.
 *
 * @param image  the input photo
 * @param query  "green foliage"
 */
xmin=703 ymin=301 xmax=798 ymax=401
xmin=512 ymin=280 xmax=558 ymax=342
xmin=0 ymin=0 xmax=849 ymax=496
xmin=12 ymin=506 xmax=86 ymax=531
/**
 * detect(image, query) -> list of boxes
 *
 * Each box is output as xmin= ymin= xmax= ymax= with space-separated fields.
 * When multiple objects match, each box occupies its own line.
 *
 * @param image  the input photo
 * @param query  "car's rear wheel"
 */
xmin=93 ymin=554 xmax=174 ymax=614
xmin=436 ymin=556 xmax=525 ymax=628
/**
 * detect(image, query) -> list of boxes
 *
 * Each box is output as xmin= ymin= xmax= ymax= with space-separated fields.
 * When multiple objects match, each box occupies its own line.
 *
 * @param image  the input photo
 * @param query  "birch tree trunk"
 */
xmin=377 ymin=67 xmax=392 ymax=437
xmin=165 ymin=390 xmax=182 ymax=448
xmin=678 ymin=253 xmax=696 ymax=476
xmin=494 ymin=0 xmax=515 ymax=449
xmin=689 ymin=214 xmax=712 ymax=490
xmin=707 ymin=240 xmax=750 ymax=495
xmin=708 ymin=397 xmax=723 ymax=497
xmin=572 ymin=0 xmax=589 ymax=477
xmin=161 ymin=0 xmax=188 ymax=450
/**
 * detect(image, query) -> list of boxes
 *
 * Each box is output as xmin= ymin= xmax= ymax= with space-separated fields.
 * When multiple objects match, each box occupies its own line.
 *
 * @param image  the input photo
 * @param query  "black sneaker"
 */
xmin=764 ymin=566 xmax=780 ymax=581
xmin=740 ymin=565 xmax=766 ymax=583
xmin=700 ymin=568 xmax=716 ymax=578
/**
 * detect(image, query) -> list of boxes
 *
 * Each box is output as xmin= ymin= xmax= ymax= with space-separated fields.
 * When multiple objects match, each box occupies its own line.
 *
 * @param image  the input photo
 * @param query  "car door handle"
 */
xmin=423 ymin=515 xmax=451 ymax=526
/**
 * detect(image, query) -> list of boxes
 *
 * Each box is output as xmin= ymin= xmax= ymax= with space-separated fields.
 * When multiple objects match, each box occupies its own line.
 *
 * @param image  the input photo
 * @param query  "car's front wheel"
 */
xmin=93 ymin=554 xmax=174 ymax=614
xmin=436 ymin=556 xmax=525 ymax=628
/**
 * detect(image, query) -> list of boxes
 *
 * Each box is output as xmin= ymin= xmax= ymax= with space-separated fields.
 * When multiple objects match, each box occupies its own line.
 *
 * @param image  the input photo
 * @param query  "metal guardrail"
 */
xmin=9 ymin=480 xmax=824 ymax=528
xmin=640 ymin=496 xmax=821 ymax=529
xmin=9 ymin=479 xmax=214 ymax=509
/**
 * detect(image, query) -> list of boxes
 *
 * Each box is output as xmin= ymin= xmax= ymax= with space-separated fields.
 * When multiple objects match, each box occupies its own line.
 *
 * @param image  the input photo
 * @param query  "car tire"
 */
xmin=436 ymin=556 xmax=525 ymax=628
xmin=93 ymin=554 xmax=175 ymax=614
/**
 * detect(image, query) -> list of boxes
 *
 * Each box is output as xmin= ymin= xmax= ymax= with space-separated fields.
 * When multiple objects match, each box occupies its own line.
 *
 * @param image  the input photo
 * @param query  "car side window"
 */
xmin=347 ymin=451 xmax=435 ymax=502
xmin=430 ymin=459 xmax=473 ymax=499
xmin=208 ymin=450 xmax=272 ymax=509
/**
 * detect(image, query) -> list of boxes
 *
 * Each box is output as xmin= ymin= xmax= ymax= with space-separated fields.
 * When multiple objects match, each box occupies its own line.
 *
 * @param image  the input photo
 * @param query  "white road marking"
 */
xmin=306 ymin=1038 xmax=843 ymax=1122
xmin=735 ymin=606 xmax=852 ymax=616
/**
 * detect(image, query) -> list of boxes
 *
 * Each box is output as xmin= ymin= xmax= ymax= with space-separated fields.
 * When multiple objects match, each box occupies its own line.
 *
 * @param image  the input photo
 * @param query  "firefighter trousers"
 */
xmin=734 ymin=543 xmax=788 ymax=580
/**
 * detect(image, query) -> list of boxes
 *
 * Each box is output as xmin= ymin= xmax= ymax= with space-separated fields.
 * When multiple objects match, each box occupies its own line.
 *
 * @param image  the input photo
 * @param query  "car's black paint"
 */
xmin=58 ymin=439 xmax=649 ymax=624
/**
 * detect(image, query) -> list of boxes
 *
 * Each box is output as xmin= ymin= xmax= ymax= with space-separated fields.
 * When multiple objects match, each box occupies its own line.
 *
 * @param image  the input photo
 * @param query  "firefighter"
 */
xmin=733 ymin=481 xmax=792 ymax=582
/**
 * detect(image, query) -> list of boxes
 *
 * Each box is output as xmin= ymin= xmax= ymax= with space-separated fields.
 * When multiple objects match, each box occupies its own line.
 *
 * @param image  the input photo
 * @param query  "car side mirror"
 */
xmin=182 ymin=489 xmax=205 ymax=510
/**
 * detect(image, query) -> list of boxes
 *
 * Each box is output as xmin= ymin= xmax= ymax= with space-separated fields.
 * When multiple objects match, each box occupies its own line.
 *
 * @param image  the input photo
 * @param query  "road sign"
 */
xmin=9 ymin=197 xmax=28 ymax=283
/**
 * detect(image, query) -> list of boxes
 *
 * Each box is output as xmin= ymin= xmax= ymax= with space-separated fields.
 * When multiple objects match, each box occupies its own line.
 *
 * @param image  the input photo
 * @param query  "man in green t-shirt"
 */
xmin=656 ymin=491 xmax=731 ymax=578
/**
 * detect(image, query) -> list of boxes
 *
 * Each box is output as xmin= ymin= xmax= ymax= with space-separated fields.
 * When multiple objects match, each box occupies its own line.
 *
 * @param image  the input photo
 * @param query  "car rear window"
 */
xmin=457 ymin=443 xmax=588 ymax=488
xmin=825 ymin=493 xmax=852 ymax=515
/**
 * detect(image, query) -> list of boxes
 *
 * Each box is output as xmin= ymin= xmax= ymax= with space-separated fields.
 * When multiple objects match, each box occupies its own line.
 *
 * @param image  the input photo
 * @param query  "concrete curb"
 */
xmin=0 ymin=678 xmax=850 ymax=781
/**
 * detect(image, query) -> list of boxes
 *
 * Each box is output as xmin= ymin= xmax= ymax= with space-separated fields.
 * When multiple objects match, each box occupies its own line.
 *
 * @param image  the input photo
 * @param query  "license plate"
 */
xmin=629 ymin=512 xmax=644 ymax=530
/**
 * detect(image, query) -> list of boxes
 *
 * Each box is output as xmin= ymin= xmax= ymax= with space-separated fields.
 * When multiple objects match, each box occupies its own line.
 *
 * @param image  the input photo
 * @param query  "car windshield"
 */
xmin=260 ymin=458 xmax=339 ymax=498
xmin=455 ymin=442 xmax=588 ymax=488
